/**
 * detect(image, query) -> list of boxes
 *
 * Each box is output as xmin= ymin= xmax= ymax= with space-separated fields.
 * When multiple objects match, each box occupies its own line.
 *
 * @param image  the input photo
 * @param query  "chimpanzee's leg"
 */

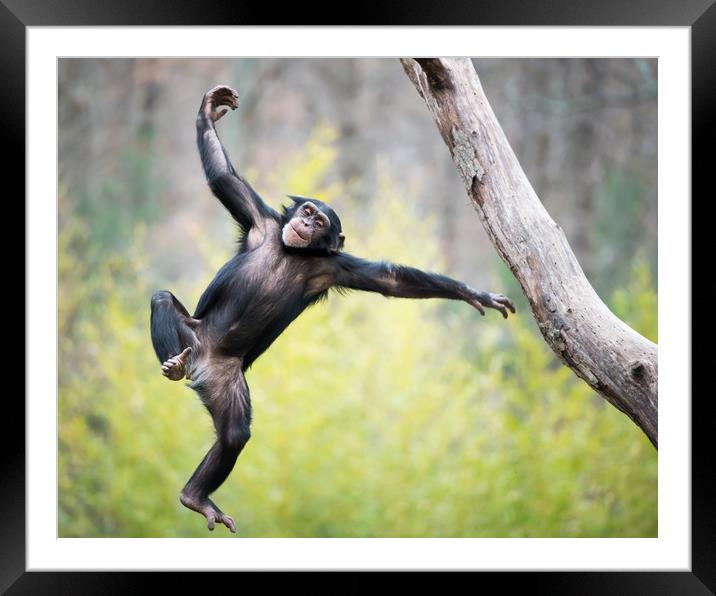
xmin=150 ymin=290 xmax=199 ymax=380
xmin=180 ymin=369 xmax=252 ymax=533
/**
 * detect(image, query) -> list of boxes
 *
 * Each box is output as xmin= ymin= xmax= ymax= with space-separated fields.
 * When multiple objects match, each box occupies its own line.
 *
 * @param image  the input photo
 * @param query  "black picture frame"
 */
xmin=6 ymin=1 xmax=707 ymax=593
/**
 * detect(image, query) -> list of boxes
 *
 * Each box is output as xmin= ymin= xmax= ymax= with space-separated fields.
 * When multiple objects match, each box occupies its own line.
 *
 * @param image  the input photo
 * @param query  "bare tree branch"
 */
xmin=401 ymin=58 xmax=657 ymax=447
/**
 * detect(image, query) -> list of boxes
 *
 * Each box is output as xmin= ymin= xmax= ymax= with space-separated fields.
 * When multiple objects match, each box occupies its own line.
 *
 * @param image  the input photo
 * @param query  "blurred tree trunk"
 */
xmin=401 ymin=58 xmax=658 ymax=447
xmin=567 ymin=60 xmax=605 ymax=278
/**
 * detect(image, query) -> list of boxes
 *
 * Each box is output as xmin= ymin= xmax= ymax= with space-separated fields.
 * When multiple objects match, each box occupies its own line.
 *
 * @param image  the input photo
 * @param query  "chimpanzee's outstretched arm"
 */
xmin=196 ymin=85 xmax=279 ymax=235
xmin=333 ymin=253 xmax=515 ymax=317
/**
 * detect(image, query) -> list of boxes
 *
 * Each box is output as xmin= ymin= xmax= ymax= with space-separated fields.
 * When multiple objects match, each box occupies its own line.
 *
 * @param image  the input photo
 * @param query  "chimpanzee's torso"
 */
xmin=192 ymin=218 xmax=335 ymax=368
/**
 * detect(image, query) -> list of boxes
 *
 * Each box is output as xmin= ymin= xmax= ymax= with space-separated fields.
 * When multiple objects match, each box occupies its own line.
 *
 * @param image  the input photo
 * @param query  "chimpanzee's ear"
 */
xmin=330 ymin=232 xmax=346 ymax=254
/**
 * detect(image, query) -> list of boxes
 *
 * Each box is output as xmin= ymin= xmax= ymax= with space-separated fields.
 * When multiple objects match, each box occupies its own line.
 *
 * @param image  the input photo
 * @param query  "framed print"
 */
xmin=6 ymin=0 xmax=708 ymax=592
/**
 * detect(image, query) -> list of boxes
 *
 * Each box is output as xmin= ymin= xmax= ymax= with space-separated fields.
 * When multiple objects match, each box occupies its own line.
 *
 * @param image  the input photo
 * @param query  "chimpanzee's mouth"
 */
xmin=282 ymin=222 xmax=310 ymax=247
xmin=290 ymin=221 xmax=311 ymax=241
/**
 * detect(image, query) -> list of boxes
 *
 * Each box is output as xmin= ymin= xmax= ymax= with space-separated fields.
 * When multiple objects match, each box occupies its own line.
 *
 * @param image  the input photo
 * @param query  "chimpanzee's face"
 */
xmin=281 ymin=198 xmax=345 ymax=254
xmin=282 ymin=201 xmax=330 ymax=248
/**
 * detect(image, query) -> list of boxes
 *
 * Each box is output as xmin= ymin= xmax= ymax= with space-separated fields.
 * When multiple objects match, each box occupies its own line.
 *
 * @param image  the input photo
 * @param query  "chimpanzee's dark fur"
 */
xmin=149 ymin=85 xmax=515 ymax=533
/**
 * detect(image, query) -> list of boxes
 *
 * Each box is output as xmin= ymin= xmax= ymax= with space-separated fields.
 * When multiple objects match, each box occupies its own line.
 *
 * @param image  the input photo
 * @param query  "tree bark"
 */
xmin=401 ymin=58 xmax=657 ymax=447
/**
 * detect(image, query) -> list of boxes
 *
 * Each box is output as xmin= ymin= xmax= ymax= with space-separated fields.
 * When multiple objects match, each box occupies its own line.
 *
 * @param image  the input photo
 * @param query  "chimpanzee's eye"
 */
xmin=315 ymin=219 xmax=324 ymax=228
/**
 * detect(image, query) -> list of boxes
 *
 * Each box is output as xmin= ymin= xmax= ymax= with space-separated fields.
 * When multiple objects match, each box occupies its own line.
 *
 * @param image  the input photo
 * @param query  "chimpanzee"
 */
xmin=150 ymin=85 xmax=515 ymax=533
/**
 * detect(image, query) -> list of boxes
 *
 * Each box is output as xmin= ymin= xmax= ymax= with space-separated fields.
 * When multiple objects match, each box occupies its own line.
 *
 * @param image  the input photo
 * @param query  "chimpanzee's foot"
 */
xmin=180 ymin=492 xmax=236 ymax=533
xmin=161 ymin=347 xmax=193 ymax=381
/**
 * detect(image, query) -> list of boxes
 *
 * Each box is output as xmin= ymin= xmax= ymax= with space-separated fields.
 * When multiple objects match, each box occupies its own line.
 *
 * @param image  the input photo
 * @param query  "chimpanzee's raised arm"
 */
xmin=196 ymin=86 xmax=279 ymax=237
xmin=332 ymin=253 xmax=515 ymax=318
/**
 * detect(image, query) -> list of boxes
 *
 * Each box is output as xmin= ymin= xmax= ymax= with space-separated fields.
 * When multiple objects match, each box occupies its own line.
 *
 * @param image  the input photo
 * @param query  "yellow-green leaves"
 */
xmin=59 ymin=128 xmax=657 ymax=537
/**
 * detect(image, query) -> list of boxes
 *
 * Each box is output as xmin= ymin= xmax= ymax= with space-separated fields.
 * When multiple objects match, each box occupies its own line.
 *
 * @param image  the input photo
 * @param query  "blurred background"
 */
xmin=58 ymin=58 xmax=657 ymax=538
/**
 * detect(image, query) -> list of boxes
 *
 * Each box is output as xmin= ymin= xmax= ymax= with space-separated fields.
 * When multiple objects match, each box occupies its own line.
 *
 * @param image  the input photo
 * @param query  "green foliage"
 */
xmin=610 ymin=257 xmax=658 ymax=343
xmin=59 ymin=128 xmax=657 ymax=538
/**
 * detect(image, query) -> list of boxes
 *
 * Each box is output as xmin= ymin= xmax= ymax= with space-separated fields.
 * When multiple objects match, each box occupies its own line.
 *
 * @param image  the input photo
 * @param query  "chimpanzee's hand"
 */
xmin=202 ymin=85 xmax=239 ymax=123
xmin=468 ymin=290 xmax=516 ymax=319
